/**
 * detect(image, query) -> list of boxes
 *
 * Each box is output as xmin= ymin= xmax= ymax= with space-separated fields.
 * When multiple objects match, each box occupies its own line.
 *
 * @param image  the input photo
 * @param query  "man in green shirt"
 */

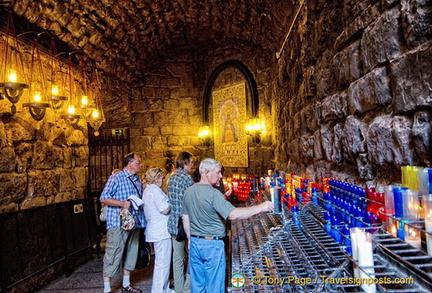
xmin=182 ymin=158 xmax=274 ymax=293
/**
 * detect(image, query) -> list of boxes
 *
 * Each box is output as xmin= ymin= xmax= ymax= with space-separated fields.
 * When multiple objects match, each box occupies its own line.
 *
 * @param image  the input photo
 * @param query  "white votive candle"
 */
xmin=404 ymin=224 xmax=421 ymax=249
xmin=424 ymin=195 xmax=432 ymax=255
xmin=357 ymin=230 xmax=376 ymax=293
xmin=350 ymin=228 xmax=360 ymax=278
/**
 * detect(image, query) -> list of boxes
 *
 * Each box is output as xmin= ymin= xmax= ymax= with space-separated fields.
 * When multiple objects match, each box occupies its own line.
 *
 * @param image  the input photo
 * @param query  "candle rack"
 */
xmin=229 ymin=193 xmax=432 ymax=292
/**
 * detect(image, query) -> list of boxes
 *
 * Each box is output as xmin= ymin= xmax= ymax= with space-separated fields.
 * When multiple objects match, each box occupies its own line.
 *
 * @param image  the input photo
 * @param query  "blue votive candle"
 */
xmin=393 ymin=186 xmax=408 ymax=218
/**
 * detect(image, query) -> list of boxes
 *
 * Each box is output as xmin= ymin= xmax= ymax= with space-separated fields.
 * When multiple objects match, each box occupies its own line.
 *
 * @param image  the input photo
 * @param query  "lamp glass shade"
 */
xmin=246 ymin=118 xmax=262 ymax=133
xmin=67 ymin=105 xmax=76 ymax=115
xmin=198 ymin=125 xmax=210 ymax=138
xmin=7 ymin=70 xmax=18 ymax=83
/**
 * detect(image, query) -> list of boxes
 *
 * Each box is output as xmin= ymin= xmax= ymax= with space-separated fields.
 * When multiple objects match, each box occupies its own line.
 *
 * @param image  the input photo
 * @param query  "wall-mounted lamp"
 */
xmin=61 ymin=104 xmax=82 ymax=125
xmin=49 ymin=85 xmax=68 ymax=110
xmin=0 ymin=10 xmax=29 ymax=114
xmin=246 ymin=117 xmax=262 ymax=144
xmin=85 ymin=69 xmax=105 ymax=136
xmin=22 ymin=91 xmax=50 ymax=121
xmin=22 ymin=38 xmax=50 ymax=121
xmin=0 ymin=75 xmax=29 ymax=113
xmin=198 ymin=125 xmax=211 ymax=146
xmin=48 ymin=37 xmax=68 ymax=110
xmin=61 ymin=54 xmax=82 ymax=125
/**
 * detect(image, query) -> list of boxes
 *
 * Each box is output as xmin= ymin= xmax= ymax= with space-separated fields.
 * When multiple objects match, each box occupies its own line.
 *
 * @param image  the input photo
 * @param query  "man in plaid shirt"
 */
xmin=168 ymin=152 xmax=194 ymax=293
xmin=100 ymin=153 xmax=146 ymax=293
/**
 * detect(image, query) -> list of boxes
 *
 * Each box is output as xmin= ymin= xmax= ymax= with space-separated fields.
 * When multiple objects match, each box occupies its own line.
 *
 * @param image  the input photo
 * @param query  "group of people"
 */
xmin=100 ymin=152 xmax=274 ymax=293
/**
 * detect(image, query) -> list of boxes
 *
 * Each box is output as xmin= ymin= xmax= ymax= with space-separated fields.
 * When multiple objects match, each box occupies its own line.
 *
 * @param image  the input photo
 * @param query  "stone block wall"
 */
xmin=187 ymin=39 xmax=278 ymax=177
xmin=274 ymin=0 xmax=432 ymax=186
xmin=0 ymin=36 xmax=91 ymax=213
xmin=128 ymin=60 xmax=203 ymax=172
xmin=120 ymin=42 xmax=278 ymax=177
xmin=0 ymin=115 xmax=89 ymax=213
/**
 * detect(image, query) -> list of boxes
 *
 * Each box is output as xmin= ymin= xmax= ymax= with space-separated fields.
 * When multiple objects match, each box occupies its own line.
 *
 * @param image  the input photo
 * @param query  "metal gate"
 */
xmin=88 ymin=128 xmax=130 ymax=197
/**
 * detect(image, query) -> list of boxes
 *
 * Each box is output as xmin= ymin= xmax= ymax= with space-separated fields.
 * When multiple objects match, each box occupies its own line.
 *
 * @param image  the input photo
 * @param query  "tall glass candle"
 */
xmin=401 ymin=166 xmax=409 ymax=188
xmin=384 ymin=185 xmax=395 ymax=214
xmin=387 ymin=217 xmax=397 ymax=237
xmin=402 ymin=189 xmax=419 ymax=221
xmin=350 ymin=228 xmax=361 ymax=278
xmin=408 ymin=166 xmax=420 ymax=191
xmin=423 ymin=194 xmax=432 ymax=256
xmin=270 ymin=185 xmax=281 ymax=214
xmin=393 ymin=187 xmax=408 ymax=218
xmin=357 ymin=230 xmax=376 ymax=293
xmin=418 ymin=168 xmax=429 ymax=196
xmin=404 ymin=224 xmax=421 ymax=249
xmin=397 ymin=220 xmax=406 ymax=241
xmin=428 ymin=169 xmax=432 ymax=194
xmin=384 ymin=185 xmax=395 ymax=234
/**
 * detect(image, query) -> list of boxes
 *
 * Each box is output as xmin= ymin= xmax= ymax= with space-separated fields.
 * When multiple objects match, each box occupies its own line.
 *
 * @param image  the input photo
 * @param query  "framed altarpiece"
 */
xmin=212 ymin=83 xmax=248 ymax=167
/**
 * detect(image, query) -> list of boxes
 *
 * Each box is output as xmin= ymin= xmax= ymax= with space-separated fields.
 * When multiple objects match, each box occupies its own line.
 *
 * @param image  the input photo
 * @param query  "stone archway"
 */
xmin=202 ymin=60 xmax=259 ymax=124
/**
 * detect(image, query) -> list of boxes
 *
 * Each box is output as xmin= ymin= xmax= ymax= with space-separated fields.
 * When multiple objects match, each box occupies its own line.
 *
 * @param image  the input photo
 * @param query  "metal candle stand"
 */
xmin=229 ymin=193 xmax=432 ymax=293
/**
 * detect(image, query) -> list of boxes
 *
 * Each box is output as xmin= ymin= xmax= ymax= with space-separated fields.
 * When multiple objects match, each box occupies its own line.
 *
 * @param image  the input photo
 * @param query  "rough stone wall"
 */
xmin=194 ymin=40 xmax=277 ymax=176
xmin=118 ymin=40 xmax=278 ymax=177
xmin=127 ymin=56 xmax=202 ymax=172
xmin=10 ymin=0 xmax=291 ymax=84
xmin=275 ymin=0 xmax=432 ymax=186
xmin=0 ymin=37 xmax=89 ymax=213
xmin=0 ymin=116 xmax=89 ymax=213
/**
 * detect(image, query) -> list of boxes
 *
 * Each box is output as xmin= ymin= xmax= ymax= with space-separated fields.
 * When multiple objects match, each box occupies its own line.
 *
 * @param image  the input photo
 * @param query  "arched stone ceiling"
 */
xmin=9 ymin=0 xmax=296 ymax=82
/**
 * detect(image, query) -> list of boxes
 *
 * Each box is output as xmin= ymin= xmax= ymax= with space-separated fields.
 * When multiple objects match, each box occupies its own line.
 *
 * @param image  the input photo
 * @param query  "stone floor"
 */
xmin=35 ymin=256 xmax=155 ymax=293
xmin=36 ymin=236 xmax=155 ymax=293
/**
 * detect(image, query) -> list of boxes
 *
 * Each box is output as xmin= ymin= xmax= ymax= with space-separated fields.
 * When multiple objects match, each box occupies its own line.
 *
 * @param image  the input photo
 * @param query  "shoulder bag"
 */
xmin=119 ymin=208 xmax=135 ymax=231
xmin=135 ymin=229 xmax=151 ymax=269
xmin=176 ymin=216 xmax=187 ymax=242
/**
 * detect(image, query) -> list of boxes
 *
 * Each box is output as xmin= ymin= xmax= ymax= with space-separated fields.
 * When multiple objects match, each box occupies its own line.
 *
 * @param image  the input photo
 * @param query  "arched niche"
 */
xmin=202 ymin=60 xmax=259 ymax=124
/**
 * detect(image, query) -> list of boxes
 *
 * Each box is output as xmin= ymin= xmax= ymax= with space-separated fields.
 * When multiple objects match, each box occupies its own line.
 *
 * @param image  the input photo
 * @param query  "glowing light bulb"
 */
xmin=91 ymin=109 xmax=99 ymax=118
xmin=198 ymin=126 xmax=210 ymax=137
xmin=81 ymin=95 xmax=88 ymax=106
xmin=52 ymin=85 xmax=59 ymax=95
xmin=67 ymin=105 xmax=76 ymax=114
xmin=8 ymin=70 xmax=17 ymax=83
xmin=33 ymin=92 xmax=42 ymax=102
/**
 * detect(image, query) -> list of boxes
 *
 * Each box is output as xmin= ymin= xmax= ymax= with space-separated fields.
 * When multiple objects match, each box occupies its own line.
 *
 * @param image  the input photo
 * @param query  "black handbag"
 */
xmin=135 ymin=229 xmax=151 ymax=269
xmin=176 ymin=217 xmax=187 ymax=242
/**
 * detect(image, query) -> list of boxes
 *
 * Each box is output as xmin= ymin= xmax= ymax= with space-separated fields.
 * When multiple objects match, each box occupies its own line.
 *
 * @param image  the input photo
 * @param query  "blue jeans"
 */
xmin=189 ymin=237 xmax=225 ymax=293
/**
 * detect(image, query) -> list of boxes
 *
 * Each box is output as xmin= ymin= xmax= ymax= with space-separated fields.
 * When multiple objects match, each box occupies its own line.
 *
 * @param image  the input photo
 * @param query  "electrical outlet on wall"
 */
xmin=74 ymin=203 xmax=83 ymax=214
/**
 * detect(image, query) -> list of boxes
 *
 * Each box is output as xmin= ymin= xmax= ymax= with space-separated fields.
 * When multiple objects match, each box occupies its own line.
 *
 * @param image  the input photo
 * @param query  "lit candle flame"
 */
xmin=198 ymin=126 xmax=209 ymax=137
xmin=33 ymin=92 xmax=41 ymax=102
xmin=81 ymin=95 xmax=88 ymax=106
xmin=8 ymin=70 xmax=17 ymax=83
xmin=52 ymin=85 xmax=59 ymax=95
xmin=67 ymin=105 xmax=76 ymax=114
xmin=91 ymin=109 xmax=99 ymax=118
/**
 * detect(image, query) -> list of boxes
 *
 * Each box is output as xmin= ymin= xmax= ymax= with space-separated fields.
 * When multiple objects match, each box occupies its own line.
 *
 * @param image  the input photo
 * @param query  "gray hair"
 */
xmin=199 ymin=158 xmax=220 ymax=174
xmin=124 ymin=152 xmax=137 ymax=167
